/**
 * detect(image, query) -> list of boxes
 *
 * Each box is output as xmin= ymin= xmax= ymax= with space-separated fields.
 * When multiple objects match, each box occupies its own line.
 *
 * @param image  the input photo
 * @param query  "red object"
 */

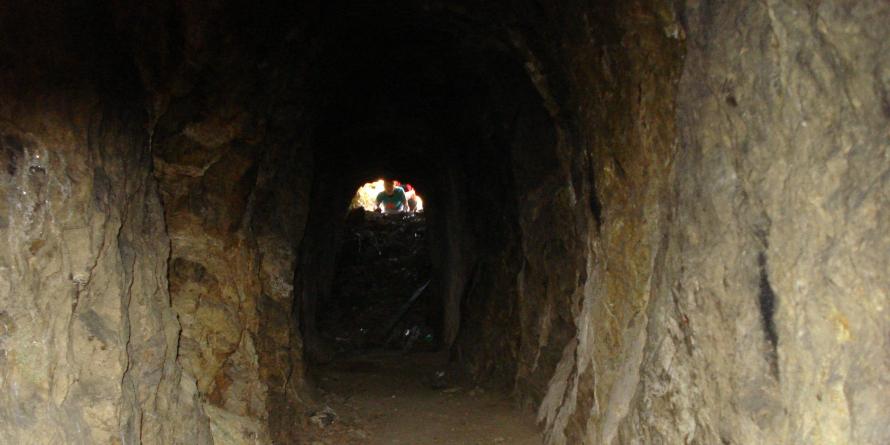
xmin=392 ymin=180 xmax=413 ymax=192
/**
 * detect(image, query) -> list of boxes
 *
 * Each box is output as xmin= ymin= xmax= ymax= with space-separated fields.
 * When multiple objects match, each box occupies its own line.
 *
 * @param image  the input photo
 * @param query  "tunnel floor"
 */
xmin=306 ymin=210 xmax=542 ymax=443
xmin=306 ymin=351 xmax=542 ymax=444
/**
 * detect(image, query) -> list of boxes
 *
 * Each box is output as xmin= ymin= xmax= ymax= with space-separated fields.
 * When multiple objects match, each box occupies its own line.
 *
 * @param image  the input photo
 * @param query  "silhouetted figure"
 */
xmin=395 ymin=181 xmax=418 ymax=212
xmin=375 ymin=179 xmax=408 ymax=214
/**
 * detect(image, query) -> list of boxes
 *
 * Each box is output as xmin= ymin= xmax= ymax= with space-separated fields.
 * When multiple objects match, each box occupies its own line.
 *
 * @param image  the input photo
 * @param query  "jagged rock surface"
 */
xmin=0 ymin=51 xmax=211 ymax=445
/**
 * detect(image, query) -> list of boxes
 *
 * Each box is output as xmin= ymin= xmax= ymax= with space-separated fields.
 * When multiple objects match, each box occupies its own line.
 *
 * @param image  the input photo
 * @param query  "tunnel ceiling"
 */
xmin=307 ymin=1 xmax=544 ymax=187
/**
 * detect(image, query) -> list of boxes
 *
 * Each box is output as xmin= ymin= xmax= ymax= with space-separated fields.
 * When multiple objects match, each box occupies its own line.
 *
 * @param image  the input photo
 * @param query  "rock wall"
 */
xmin=521 ymin=1 xmax=890 ymax=444
xmin=520 ymin=1 xmax=685 ymax=443
xmin=149 ymin=33 xmax=315 ymax=445
xmin=443 ymin=2 xmax=684 ymax=433
xmin=153 ymin=123 xmax=312 ymax=444
xmin=0 ymin=4 xmax=211 ymax=443
xmin=0 ymin=3 xmax=316 ymax=444
xmin=619 ymin=2 xmax=890 ymax=444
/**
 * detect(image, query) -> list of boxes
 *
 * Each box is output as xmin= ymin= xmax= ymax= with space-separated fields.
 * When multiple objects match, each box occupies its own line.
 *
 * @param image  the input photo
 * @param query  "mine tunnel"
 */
xmin=1 ymin=1 xmax=889 ymax=445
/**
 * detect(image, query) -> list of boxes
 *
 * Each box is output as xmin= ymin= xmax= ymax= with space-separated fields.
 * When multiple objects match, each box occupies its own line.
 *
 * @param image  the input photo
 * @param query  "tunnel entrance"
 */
xmin=350 ymin=179 xmax=425 ymax=213
xmin=316 ymin=206 xmax=435 ymax=354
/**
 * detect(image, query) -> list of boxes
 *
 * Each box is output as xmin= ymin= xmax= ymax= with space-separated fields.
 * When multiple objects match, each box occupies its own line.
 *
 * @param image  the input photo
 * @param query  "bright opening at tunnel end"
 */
xmin=351 ymin=179 xmax=424 ymax=213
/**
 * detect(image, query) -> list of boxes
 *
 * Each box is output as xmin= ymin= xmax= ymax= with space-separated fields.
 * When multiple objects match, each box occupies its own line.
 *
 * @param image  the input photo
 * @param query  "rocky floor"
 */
xmin=304 ymin=351 xmax=543 ymax=445
xmin=304 ymin=211 xmax=541 ymax=444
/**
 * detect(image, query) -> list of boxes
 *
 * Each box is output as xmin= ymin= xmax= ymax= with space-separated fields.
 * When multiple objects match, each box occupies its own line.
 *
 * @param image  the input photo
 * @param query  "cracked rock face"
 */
xmin=530 ymin=2 xmax=890 ymax=445
xmin=621 ymin=3 xmax=890 ymax=444
xmin=0 ymin=89 xmax=211 ymax=444
xmin=0 ymin=2 xmax=313 ymax=444
xmin=153 ymin=101 xmax=312 ymax=444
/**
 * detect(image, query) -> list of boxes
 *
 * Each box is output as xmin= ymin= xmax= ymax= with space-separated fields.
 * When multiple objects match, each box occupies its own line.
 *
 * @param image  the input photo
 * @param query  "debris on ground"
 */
xmin=429 ymin=370 xmax=449 ymax=390
xmin=308 ymin=406 xmax=338 ymax=428
xmin=307 ymin=351 xmax=542 ymax=445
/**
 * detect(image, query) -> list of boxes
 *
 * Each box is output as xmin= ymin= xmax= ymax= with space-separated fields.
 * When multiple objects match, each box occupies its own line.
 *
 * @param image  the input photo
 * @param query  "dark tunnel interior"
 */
xmin=2 ymin=0 xmax=888 ymax=444
xmin=295 ymin=2 xmax=561 ymax=368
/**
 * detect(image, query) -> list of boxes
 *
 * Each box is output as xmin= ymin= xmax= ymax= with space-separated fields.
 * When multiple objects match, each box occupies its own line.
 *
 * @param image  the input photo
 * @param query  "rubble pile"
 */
xmin=318 ymin=209 xmax=435 ymax=353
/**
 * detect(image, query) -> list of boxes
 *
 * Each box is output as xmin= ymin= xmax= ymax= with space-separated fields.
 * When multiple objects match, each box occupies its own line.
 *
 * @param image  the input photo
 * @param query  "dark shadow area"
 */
xmin=292 ymin=2 xmax=555 ymax=375
xmin=317 ymin=209 xmax=436 ymax=354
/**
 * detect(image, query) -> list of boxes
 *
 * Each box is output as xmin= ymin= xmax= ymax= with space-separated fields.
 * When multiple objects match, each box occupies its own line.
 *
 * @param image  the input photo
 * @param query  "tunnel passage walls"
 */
xmin=2 ymin=1 xmax=889 ymax=445
xmin=0 ymin=12 xmax=209 ymax=445
xmin=520 ymin=2 xmax=890 ymax=444
xmin=0 ymin=2 xmax=317 ymax=444
xmin=628 ymin=3 xmax=890 ymax=444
